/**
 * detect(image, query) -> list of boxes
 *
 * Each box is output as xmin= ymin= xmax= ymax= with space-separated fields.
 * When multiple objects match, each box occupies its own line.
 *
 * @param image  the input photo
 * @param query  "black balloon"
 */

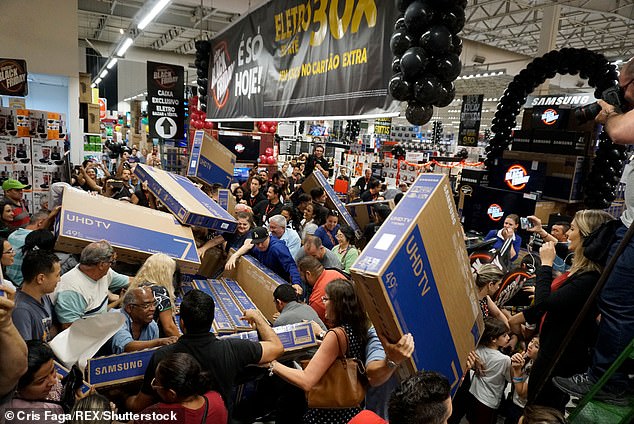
xmin=420 ymin=26 xmax=453 ymax=55
xmin=404 ymin=1 xmax=434 ymax=35
xmin=437 ymin=6 xmax=466 ymax=34
xmin=394 ymin=17 xmax=407 ymax=31
xmin=389 ymin=73 xmax=413 ymax=101
xmin=398 ymin=0 xmax=416 ymax=12
xmin=400 ymin=47 xmax=429 ymax=81
xmin=197 ymin=78 xmax=207 ymax=87
xmin=392 ymin=56 xmax=402 ymax=73
xmin=196 ymin=68 xmax=207 ymax=78
xmin=390 ymin=30 xmax=414 ymax=57
xmin=434 ymin=54 xmax=461 ymax=81
xmin=405 ymin=102 xmax=434 ymax=125
xmin=198 ymin=86 xmax=207 ymax=96
xmin=450 ymin=35 xmax=463 ymax=55
xmin=434 ymin=81 xmax=455 ymax=107
xmin=414 ymin=75 xmax=442 ymax=104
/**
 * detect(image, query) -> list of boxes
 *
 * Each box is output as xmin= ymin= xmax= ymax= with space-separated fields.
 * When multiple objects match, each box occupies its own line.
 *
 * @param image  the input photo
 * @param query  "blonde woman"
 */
xmin=509 ymin=209 xmax=613 ymax=411
xmin=128 ymin=253 xmax=180 ymax=337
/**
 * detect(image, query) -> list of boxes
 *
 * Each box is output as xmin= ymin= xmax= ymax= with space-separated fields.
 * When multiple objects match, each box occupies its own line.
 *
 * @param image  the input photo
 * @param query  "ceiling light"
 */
xmin=90 ymin=83 xmax=96 ymax=88
xmin=116 ymin=37 xmax=134 ymax=57
xmin=100 ymin=70 xmax=108 ymax=78
xmin=95 ymin=77 xmax=102 ymax=84
xmin=106 ymin=58 xmax=118 ymax=69
xmin=138 ymin=0 xmax=171 ymax=30
xmin=119 ymin=28 xmax=125 ymax=34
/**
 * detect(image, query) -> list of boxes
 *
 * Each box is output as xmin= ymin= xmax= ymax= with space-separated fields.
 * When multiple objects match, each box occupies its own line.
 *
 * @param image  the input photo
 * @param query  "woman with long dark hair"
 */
xmin=268 ymin=279 xmax=370 ymax=423
xmin=138 ymin=352 xmax=227 ymax=424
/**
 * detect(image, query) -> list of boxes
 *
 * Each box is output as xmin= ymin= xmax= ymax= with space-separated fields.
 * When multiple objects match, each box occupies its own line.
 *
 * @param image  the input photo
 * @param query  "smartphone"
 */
xmin=520 ymin=217 xmax=533 ymax=230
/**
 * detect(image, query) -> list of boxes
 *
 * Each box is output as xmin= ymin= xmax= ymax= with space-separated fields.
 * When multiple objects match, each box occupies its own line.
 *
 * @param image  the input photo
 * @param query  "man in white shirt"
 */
xmin=54 ymin=240 xmax=129 ymax=329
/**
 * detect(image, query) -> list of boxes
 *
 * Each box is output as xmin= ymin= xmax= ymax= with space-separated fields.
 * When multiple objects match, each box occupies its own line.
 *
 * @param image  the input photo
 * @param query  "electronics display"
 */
xmin=217 ymin=134 xmax=260 ymax=162
xmin=308 ymin=124 xmax=326 ymax=136
xmin=233 ymin=166 xmax=251 ymax=183
xmin=488 ymin=158 xmax=546 ymax=194
xmin=531 ymin=106 xmax=571 ymax=131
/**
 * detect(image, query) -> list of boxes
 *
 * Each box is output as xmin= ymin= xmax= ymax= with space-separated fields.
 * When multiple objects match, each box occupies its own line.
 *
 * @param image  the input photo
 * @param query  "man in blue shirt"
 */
xmin=225 ymin=227 xmax=303 ymax=295
xmin=269 ymin=214 xmax=301 ymax=259
xmin=110 ymin=287 xmax=178 ymax=354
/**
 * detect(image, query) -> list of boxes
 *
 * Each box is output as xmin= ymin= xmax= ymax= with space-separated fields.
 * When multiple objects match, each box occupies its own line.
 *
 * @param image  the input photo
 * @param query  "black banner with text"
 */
xmin=207 ymin=0 xmax=399 ymax=120
xmin=147 ymin=61 xmax=185 ymax=140
xmin=0 ymin=59 xmax=28 ymax=97
xmin=458 ymin=94 xmax=484 ymax=147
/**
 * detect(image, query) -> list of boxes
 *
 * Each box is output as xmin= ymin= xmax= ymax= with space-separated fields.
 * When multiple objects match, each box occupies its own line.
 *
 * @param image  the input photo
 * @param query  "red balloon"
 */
xmin=197 ymin=111 xmax=206 ymax=120
xmin=266 ymin=156 xmax=277 ymax=164
xmin=269 ymin=126 xmax=277 ymax=134
xmin=204 ymin=120 xmax=214 ymax=129
xmin=190 ymin=97 xmax=198 ymax=105
xmin=267 ymin=121 xmax=276 ymax=127
xmin=259 ymin=124 xmax=269 ymax=133
xmin=194 ymin=120 xmax=204 ymax=129
xmin=259 ymin=154 xmax=267 ymax=163
xmin=264 ymin=147 xmax=273 ymax=156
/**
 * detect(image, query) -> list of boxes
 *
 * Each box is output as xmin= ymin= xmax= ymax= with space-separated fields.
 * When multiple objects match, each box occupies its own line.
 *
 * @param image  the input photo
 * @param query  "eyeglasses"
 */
xmin=321 ymin=296 xmax=330 ymax=303
xmin=130 ymin=302 xmax=155 ymax=311
xmin=2 ymin=248 xmax=14 ymax=255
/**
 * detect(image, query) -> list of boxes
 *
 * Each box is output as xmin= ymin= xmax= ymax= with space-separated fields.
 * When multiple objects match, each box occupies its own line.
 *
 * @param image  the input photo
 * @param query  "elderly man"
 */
xmin=2 ymin=179 xmax=31 ymax=228
xmin=110 ymin=287 xmax=177 ymax=354
xmin=226 ymin=227 xmax=303 ymax=294
xmin=54 ymin=240 xmax=130 ymax=329
xmin=269 ymin=214 xmax=301 ymax=259
xmin=296 ymin=234 xmax=343 ymax=271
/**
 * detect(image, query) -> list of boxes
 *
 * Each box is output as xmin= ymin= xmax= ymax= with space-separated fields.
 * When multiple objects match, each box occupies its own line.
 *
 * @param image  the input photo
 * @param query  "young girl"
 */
xmin=468 ymin=317 xmax=512 ymax=424
xmin=505 ymin=337 xmax=540 ymax=424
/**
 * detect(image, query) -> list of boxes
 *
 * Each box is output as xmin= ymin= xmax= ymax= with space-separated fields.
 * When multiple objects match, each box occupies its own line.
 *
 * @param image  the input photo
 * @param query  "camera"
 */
xmin=574 ymin=85 xmax=624 ymax=123
xmin=520 ymin=217 xmax=534 ymax=230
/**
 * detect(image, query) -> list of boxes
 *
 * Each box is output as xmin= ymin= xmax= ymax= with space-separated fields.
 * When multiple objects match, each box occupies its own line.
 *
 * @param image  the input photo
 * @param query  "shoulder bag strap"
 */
xmin=200 ymin=393 xmax=209 ymax=424
xmin=330 ymin=326 xmax=349 ymax=358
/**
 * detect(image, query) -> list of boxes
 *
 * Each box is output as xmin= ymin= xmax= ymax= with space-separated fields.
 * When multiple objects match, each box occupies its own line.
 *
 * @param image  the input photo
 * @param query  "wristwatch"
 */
xmin=386 ymin=358 xmax=398 ymax=369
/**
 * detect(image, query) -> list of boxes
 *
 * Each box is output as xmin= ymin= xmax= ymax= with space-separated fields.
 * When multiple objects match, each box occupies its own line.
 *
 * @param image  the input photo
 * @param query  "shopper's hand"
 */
xmin=539 ymin=241 xmax=556 ymax=267
xmin=292 ymin=284 xmax=303 ymax=296
xmin=241 ymin=309 xmax=266 ymax=326
xmin=379 ymin=333 xmax=414 ymax=366
xmin=225 ymin=255 xmax=238 ymax=270
xmin=511 ymin=352 xmax=525 ymax=373
xmin=158 ymin=336 xmax=179 ymax=346
xmin=0 ymin=286 xmax=17 ymax=330
xmin=526 ymin=215 xmax=542 ymax=233
xmin=502 ymin=227 xmax=514 ymax=239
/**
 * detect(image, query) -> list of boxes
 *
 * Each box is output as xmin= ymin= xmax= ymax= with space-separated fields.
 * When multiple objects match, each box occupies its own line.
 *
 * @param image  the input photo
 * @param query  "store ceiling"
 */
xmin=77 ymin=0 xmax=634 ymax=130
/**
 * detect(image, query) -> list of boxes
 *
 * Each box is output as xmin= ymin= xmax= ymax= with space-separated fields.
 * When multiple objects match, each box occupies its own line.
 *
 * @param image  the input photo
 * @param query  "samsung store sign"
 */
xmin=525 ymin=92 xmax=596 ymax=108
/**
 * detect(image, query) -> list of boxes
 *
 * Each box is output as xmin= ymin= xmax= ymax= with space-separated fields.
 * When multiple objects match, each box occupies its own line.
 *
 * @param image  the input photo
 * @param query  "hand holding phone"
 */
xmin=520 ymin=217 xmax=534 ymax=230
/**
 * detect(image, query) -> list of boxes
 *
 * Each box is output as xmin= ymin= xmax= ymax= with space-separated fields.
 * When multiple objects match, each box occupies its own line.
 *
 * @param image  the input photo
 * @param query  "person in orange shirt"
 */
xmin=297 ymin=255 xmax=346 ymax=323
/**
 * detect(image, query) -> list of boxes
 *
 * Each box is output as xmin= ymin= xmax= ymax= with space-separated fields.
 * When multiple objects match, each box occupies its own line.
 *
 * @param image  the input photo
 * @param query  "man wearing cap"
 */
xmin=225 ymin=227 xmax=304 ymax=295
xmin=2 ymin=179 xmax=31 ymax=228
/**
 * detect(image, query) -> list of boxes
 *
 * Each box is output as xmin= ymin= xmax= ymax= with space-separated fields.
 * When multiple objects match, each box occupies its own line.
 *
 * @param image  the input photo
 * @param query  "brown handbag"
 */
xmin=300 ymin=326 xmax=367 ymax=408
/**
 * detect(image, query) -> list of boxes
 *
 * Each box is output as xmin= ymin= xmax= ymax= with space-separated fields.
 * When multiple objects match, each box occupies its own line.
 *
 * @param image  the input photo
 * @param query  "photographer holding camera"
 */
xmin=553 ymin=57 xmax=634 ymax=404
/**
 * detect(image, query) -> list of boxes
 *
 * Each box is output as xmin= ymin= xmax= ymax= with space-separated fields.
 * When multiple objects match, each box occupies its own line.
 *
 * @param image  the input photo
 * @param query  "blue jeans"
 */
xmin=589 ymin=224 xmax=634 ymax=389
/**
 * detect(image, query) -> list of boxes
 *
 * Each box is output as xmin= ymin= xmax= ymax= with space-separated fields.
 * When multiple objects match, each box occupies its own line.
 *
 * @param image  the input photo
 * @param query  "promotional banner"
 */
xmin=0 ymin=59 xmax=28 ymax=97
xmin=147 ymin=61 xmax=185 ymax=140
xmin=208 ymin=0 xmax=400 ymax=120
xmin=458 ymin=94 xmax=484 ymax=147
xmin=373 ymin=118 xmax=392 ymax=137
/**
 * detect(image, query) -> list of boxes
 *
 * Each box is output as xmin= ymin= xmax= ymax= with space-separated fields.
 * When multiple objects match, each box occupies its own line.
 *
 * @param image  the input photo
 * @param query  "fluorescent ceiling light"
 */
xmin=95 ymin=77 xmax=102 ymax=84
xmin=90 ymin=83 xmax=96 ymax=88
xmin=106 ymin=58 xmax=118 ymax=69
xmin=138 ymin=0 xmax=171 ymax=30
xmin=100 ymin=70 xmax=108 ymax=78
xmin=116 ymin=37 xmax=134 ymax=57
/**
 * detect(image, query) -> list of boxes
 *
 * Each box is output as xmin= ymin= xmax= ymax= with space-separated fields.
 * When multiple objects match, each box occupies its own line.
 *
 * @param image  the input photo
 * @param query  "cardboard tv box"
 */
xmin=350 ymin=174 xmax=483 ymax=394
xmin=85 ymin=348 xmax=158 ymax=388
xmin=135 ymin=164 xmax=237 ymax=232
xmin=301 ymin=171 xmax=362 ymax=238
xmin=346 ymin=199 xmax=395 ymax=230
xmin=187 ymin=130 xmax=236 ymax=188
xmin=55 ymin=187 xmax=201 ymax=274
xmin=221 ymin=253 xmax=283 ymax=322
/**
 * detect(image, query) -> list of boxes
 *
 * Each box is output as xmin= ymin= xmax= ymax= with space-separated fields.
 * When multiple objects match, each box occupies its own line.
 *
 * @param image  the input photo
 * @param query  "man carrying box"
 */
xmin=225 ymin=227 xmax=304 ymax=295
xmin=54 ymin=241 xmax=129 ymax=329
xmin=126 ymin=289 xmax=283 ymax=414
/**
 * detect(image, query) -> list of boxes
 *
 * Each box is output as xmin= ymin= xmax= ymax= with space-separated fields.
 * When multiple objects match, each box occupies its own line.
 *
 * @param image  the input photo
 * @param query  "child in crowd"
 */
xmin=468 ymin=317 xmax=512 ymax=424
xmin=505 ymin=336 xmax=540 ymax=424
